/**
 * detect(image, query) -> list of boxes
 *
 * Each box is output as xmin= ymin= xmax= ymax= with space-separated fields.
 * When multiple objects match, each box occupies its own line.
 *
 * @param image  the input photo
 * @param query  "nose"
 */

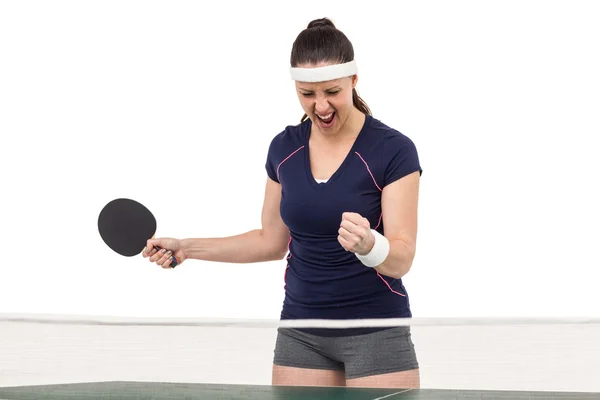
xmin=314 ymin=96 xmax=331 ymax=114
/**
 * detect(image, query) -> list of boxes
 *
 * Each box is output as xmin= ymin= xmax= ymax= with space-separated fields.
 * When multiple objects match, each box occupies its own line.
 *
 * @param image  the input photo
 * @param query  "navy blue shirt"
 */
xmin=265 ymin=114 xmax=422 ymax=332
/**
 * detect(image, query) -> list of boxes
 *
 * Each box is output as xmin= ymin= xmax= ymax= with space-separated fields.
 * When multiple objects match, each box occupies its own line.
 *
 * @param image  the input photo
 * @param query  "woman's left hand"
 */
xmin=338 ymin=212 xmax=375 ymax=255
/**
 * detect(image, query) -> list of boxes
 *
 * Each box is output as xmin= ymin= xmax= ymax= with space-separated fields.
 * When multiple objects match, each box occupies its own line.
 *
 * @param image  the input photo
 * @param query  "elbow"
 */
xmin=380 ymin=262 xmax=412 ymax=279
xmin=260 ymin=229 xmax=290 ymax=262
xmin=272 ymin=248 xmax=288 ymax=261
xmin=387 ymin=271 xmax=405 ymax=280
xmin=377 ymin=244 xmax=415 ymax=279
xmin=267 ymin=244 xmax=289 ymax=261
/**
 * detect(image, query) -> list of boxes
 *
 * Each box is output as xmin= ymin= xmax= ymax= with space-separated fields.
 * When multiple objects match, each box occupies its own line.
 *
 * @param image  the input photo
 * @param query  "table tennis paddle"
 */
xmin=98 ymin=198 xmax=178 ymax=268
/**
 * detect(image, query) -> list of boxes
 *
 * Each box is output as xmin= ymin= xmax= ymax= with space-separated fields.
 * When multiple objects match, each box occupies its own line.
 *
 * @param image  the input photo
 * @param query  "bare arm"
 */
xmin=180 ymin=177 xmax=290 ymax=263
xmin=337 ymin=171 xmax=420 ymax=278
xmin=374 ymin=171 xmax=420 ymax=278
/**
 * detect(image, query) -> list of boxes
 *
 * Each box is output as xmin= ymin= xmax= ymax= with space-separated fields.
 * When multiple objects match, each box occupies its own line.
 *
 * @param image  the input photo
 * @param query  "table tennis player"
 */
xmin=143 ymin=18 xmax=422 ymax=389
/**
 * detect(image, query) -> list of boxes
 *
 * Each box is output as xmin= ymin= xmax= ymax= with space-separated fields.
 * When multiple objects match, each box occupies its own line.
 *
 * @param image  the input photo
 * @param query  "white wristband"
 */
xmin=355 ymin=229 xmax=390 ymax=268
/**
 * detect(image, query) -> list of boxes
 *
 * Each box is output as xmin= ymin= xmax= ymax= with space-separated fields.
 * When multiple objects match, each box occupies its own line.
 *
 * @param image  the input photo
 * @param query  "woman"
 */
xmin=143 ymin=17 xmax=422 ymax=389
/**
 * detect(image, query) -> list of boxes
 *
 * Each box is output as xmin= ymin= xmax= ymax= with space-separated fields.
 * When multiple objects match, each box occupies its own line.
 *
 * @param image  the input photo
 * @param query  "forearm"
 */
xmin=180 ymin=229 xmax=287 ymax=264
xmin=353 ymin=228 xmax=415 ymax=279
xmin=374 ymin=238 xmax=415 ymax=279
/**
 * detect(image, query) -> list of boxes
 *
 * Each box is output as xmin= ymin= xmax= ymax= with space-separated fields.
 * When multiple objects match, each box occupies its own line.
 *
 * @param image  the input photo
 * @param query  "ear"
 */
xmin=351 ymin=74 xmax=358 ymax=89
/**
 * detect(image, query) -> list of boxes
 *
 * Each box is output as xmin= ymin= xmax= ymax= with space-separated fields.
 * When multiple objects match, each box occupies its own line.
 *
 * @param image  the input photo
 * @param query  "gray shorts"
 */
xmin=272 ymin=327 xmax=419 ymax=379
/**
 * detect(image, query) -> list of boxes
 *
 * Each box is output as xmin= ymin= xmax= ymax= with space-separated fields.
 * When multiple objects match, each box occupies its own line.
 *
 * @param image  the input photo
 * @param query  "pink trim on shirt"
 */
xmin=354 ymin=151 xmax=382 ymax=192
xmin=355 ymin=151 xmax=384 ymax=230
xmin=276 ymin=145 xmax=305 ymax=182
xmin=377 ymin=272 xmax=406 ymax=297
xmin=374 ymin=212 xmax=383 ymax=230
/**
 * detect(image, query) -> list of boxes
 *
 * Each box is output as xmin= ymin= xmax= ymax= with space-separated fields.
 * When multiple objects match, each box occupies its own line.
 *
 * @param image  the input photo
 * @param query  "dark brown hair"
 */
xmin=290 ymin=18 xmax=371 ymax=123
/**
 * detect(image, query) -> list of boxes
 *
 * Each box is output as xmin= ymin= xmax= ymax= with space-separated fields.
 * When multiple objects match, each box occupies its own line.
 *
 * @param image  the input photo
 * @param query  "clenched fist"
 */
xmin=338 ymin=212 xmax=375 ymax=256
xmin=142 ymin=237 xmax=186 ymax=269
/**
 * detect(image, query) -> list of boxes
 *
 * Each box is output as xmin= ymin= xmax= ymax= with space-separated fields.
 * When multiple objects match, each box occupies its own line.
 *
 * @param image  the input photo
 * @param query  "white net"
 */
xmin=1 ymin=314 xmax=599 ymax=394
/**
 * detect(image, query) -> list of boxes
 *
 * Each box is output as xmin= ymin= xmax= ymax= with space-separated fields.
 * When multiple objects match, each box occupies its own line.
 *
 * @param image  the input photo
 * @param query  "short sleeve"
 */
xmin=265 ymin=136 xmax=280 ymax=183
xmin=382 ymin=131 xmax=422 ymax=187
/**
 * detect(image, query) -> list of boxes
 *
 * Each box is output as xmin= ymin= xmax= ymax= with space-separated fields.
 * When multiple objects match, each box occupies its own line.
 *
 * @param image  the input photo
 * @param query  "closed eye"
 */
xmin=301 ymin=91 xmax=340 ymax=97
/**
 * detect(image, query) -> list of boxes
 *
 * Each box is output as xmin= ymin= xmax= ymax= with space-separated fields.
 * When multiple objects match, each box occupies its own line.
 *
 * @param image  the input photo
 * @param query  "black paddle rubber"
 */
xmin=98 ymin=198 xmax=178 ymax=267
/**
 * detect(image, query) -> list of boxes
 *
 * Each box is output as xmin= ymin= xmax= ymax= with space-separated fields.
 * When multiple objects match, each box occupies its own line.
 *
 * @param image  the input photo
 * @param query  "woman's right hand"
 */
xmin=142 ymin=238 xmax=186 ymax=268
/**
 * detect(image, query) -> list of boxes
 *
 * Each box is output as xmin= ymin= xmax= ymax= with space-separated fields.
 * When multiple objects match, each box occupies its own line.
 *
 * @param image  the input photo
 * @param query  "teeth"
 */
xmin=317 ymin=113 xmax=333 ymax=120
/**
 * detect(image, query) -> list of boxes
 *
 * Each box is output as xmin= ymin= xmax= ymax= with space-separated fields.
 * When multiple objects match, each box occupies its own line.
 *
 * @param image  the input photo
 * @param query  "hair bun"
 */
xmin=307 ymin=18 xmax=336 ymax=29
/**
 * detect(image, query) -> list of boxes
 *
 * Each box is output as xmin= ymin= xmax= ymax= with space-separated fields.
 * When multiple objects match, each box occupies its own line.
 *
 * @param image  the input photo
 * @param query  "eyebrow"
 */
xmin=298 ymin=85 xmax=341 ymax=93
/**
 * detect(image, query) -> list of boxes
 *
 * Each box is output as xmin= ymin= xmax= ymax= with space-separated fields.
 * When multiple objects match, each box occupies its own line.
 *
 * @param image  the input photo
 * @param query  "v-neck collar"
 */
xmin=304 ymin=114 xmax=372 ymax=189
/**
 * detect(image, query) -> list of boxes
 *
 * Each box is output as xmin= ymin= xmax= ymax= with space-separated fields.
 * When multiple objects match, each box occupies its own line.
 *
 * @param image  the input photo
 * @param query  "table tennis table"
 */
xmin=0 ymin=381 xmax=597 ymax=399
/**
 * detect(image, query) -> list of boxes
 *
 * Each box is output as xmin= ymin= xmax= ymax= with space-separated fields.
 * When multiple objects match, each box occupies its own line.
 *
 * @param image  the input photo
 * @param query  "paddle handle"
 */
xmin=156 ymin=246 xmax=179 ymax=268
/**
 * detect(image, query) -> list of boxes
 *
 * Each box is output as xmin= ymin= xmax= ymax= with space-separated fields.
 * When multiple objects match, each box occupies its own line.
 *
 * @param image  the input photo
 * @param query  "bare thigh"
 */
xmin=272 ymin=364 xmax=345 ymax=387
xmin=346 ymin=368 xmax=420 ymax=389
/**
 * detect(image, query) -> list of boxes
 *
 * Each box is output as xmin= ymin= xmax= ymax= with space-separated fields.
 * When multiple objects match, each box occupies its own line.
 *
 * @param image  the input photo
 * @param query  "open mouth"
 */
xmin=316 ymin=112 xmax=336 ymax=128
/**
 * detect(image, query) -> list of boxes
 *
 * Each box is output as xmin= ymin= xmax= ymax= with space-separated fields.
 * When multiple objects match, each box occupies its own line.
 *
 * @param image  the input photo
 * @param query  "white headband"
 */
xmin=290 ymin=60 xmax=357 ymax=82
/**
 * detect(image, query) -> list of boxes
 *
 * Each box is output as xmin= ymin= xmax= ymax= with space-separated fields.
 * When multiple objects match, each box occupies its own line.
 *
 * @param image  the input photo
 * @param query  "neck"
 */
xmin=344 ymin=108 xmax=365 ymax=137
xmin=312 ymin=108 xmax=365 ymax=144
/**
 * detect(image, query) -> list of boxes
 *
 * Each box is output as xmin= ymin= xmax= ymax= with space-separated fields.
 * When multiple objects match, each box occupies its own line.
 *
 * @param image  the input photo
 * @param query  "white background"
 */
xmin=1 ymin=0 xmax=599 ymax=320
